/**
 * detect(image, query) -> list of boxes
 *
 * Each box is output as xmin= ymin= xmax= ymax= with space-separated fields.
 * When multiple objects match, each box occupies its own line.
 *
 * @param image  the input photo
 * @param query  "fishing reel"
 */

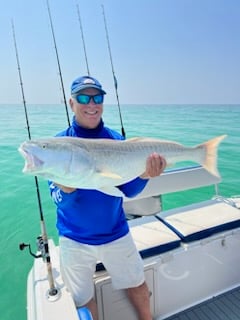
xmin=19 ymin=235 xmax=49 ymax=261
xmin=19 ymin=237 xmax=61 ymax=301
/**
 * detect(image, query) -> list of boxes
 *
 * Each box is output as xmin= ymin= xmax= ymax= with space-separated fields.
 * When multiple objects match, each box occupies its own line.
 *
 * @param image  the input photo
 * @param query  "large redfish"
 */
xmin=18 ymin=135 xmax=226 ymax=197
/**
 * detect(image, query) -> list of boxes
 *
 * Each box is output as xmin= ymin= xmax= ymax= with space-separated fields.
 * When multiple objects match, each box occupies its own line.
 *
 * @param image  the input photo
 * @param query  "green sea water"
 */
xmin=0 ymin=104 xmax=239 ymax=320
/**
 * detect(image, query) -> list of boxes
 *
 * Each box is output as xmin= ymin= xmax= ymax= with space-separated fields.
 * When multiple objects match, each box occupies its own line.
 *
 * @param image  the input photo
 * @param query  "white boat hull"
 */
xmin=26 ymin=167 xmax=240 ymax=320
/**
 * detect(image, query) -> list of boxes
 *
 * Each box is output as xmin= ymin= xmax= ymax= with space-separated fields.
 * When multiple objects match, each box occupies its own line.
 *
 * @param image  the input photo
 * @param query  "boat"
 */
xmin=25 ymin=164 xmax=240 ymax=320
xmin=14 ymin=5 xmax=240 ymax=318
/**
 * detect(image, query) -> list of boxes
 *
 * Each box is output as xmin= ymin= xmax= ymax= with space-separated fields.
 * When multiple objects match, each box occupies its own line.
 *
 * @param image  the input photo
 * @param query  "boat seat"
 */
xmin=123 ymin=196 xmax=161 ymax=217
xmin=129 ymin=216 xmax=181 ymax=257
xmin=96 ymin=216 xmax=181 ymax=272
xmin=156 ymin=199 xmax=240 ymax=242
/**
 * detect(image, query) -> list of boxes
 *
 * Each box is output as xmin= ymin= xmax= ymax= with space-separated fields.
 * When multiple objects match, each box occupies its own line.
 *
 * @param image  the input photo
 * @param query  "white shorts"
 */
xmin=59 ymin=233 xmax=145 ymax=306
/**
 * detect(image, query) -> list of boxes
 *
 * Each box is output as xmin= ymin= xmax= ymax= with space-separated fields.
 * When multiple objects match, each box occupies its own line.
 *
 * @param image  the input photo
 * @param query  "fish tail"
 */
xmin=198 ymin=135 xmax=227 ymax=177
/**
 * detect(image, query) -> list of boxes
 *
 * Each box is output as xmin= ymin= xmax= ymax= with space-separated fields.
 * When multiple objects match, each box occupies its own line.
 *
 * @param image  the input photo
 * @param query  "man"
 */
xmin=49 ymin=75 xmax=166 ymax=320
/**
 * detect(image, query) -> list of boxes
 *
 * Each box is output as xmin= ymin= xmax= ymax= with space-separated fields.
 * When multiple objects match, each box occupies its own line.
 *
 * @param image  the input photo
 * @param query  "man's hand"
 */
xmin=140 ymin=153 xmax=167 ymax=179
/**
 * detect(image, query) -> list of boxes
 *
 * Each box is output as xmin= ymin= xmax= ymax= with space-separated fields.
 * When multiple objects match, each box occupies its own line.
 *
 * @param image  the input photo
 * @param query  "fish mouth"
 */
xmin=18 ymin=147 xmax=44 ymax=172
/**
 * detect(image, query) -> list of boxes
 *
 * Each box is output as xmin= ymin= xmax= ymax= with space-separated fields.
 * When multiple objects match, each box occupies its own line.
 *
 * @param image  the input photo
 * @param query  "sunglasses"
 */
xmin=74 ymin=94 xmax=104 ymax=105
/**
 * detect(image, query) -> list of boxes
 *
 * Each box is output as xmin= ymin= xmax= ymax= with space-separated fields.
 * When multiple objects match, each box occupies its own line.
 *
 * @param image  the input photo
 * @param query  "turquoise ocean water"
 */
xmin=0 ymin=104 xmax=239 ymax=320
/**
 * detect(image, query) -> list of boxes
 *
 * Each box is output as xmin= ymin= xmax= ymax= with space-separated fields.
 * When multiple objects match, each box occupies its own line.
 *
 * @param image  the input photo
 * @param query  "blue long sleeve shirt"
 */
xmin=49 ymin=117 xmax=148 ymax=245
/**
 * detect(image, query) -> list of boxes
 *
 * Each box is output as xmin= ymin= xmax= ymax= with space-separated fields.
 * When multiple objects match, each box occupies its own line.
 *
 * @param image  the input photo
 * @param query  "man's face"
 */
xmin=70 ymin=87 xmax=103 ymax=129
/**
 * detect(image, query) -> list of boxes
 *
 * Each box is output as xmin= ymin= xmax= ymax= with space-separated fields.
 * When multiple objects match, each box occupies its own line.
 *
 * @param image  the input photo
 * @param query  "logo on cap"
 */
xmin=83 ymin=79 xmax=96 ymax=85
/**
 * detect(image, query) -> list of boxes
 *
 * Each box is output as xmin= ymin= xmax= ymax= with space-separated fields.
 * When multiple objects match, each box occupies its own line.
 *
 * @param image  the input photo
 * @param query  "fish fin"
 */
xmin=99 ymin=186 xmax=125 ymax=198
xmin=198 ymin=135 xmax=227 ymax=177
xmin=99 ymin=171 xmax=122 ymax=179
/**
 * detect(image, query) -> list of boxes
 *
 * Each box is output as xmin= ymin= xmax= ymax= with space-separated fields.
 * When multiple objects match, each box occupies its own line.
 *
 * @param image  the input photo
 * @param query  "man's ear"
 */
xmin=69 ymin=97 xmax=74 ymax=110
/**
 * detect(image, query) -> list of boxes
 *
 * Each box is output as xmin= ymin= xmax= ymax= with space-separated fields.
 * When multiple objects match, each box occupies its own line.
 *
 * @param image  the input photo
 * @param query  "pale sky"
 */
xmin=0 ymin=0 xmax=240 ymax=105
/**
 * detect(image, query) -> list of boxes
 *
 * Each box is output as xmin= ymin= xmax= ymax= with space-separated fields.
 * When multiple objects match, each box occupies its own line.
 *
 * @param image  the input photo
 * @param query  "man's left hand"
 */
xmin=140 ymin=153 xmax=167 ymax=179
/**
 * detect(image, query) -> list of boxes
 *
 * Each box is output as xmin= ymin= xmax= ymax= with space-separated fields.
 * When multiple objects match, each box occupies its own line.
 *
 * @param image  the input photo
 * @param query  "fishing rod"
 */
xmin=101 ymin=4 xmax=126 ymax=138
xmin=76 ymin=2 xmax=90 ymax=76
xmin=12 ymin=20 xmax=60 ymax=300
xmin=46 ymin=0 xmax=70 ymax=126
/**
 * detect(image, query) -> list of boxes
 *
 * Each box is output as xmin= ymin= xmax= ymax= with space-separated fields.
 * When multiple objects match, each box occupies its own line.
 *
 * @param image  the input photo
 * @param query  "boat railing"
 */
xmin=123 ymin=165 xmax=221 ymax=217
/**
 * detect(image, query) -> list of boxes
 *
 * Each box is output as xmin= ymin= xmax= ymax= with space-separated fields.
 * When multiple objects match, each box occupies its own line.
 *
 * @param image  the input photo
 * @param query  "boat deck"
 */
xmin=164 ymin=286 xmax=240 ymax=320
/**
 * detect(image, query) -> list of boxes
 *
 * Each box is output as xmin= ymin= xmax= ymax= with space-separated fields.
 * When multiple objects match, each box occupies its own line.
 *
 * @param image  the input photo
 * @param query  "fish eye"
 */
xmin=42 ymin=143 xmax=47 ymax=149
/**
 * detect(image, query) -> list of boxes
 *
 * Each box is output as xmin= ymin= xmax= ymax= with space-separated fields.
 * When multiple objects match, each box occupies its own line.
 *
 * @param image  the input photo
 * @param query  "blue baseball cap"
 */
xmin=71 ymin=76 xmax=106 ymax=95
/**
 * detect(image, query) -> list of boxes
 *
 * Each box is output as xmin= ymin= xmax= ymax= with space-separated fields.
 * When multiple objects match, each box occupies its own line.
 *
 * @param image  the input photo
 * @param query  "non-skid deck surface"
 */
xmin=164 ymin=286 xmax=240 ymax=320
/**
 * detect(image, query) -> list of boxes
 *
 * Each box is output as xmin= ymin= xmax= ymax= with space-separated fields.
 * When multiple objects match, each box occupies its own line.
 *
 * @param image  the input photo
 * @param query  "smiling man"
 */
xmin=49 ymin=75 xmax=166 ymax=320
xmin=70 ymin=76 xmax=105 ymax=129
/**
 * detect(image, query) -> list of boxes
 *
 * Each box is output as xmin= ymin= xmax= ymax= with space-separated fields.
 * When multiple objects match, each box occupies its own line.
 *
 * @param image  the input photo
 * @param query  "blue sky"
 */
xmin=1 ymin=0 xmax=240 ymax=104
